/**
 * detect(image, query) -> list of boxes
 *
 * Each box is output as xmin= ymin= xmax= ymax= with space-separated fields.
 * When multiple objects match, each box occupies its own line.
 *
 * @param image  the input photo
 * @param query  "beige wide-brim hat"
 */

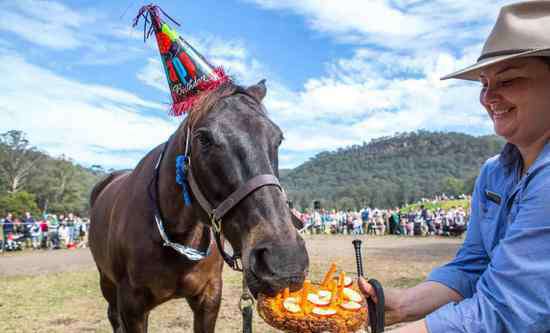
xmin=443 ymin=0 xmax=550 ymax=81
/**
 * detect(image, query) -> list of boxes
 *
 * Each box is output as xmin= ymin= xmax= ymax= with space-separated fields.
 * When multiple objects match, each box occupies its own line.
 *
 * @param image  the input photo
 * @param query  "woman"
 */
xmin=359 ymin=2 xmax=550 ymax=332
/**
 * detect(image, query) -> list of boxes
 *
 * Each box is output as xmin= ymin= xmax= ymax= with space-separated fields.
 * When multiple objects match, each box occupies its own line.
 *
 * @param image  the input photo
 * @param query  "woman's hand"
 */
xmin=358 ymin=278 xmax=464 ymax=327
xmin=357 ymin=277 xmax=404 ymax=326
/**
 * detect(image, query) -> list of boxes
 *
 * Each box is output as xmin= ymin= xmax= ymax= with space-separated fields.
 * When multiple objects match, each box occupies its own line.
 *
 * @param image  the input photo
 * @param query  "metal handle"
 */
xmin=352 ymin=239 xmax=364 ymax=277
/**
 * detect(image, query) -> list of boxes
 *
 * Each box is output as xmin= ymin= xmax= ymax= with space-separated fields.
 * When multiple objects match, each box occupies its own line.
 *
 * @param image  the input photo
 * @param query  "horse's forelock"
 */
xmin=186 ymin=82 xmax=233 ymax=130
xmin=184 ymin=82 xmax=265 ymax=131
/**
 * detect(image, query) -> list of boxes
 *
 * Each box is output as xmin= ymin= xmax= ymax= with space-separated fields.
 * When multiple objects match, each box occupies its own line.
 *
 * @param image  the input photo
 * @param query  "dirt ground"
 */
xmin=0 ymin=247 xmax=93 ymax=276
xmin=0 ymin=235 xmax=463 ymax=332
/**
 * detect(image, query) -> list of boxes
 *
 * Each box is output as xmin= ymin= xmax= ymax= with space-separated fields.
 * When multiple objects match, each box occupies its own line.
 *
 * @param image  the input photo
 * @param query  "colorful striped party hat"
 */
xmin=133 ymin=4 xmax=229 ymax=116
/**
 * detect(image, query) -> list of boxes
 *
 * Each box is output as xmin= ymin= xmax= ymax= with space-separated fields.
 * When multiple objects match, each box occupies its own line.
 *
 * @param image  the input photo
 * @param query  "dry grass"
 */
xmin=0 ymin=235 xmax=462 ymax=332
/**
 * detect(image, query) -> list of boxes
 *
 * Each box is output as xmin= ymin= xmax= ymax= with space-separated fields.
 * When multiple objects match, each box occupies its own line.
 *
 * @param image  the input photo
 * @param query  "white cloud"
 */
xmin=267 ymin=48 xmax=491 ymax=168
xmin=240 ymin=0 xmax=510 ymax=168
xmin=248 ymin=0 xmax=515 ymax=48
xmin=251 ymin=0 xmax=428 ymax=39
xmin=0 ymin=0 xmax=147 ymax=65
xmin=0 ymin=51 xmax=177 ymax=169
xmin=0 ymin=0 xmax=93 ymax=49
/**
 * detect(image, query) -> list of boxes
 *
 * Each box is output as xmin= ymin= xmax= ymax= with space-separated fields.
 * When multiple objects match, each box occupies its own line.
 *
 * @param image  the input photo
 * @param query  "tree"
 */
xmin=0 ymin=191 xmax=40 ymax=218
xmin=26 ymin=156 xmax=86 ymax=214
xmin=0 ymin=130 xmax=43 ymax=193
xmin=442 ymin=177 xmax=465 ymax=197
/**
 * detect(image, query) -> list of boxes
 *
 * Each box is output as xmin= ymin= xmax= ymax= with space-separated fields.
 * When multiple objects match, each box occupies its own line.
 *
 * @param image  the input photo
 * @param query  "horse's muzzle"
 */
xmin=245 ymin=240 xmax=309 ymax=297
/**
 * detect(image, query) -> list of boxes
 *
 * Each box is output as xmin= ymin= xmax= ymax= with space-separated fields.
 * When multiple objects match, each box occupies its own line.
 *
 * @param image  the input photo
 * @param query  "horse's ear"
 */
xmin=246 ymin=79 xmax=267 ymax=102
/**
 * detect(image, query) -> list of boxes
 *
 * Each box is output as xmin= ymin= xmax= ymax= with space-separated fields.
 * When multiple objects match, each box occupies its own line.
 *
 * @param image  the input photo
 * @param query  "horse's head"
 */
xmin=183 ymin=81 xmax=308 ymax=296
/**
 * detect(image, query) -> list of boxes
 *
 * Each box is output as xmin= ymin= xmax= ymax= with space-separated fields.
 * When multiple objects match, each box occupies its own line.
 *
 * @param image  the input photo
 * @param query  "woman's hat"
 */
xmin=443 ymin=1 xmax=550 ymax=81
xmin=133 ymin=5 xmax=229 ymax=116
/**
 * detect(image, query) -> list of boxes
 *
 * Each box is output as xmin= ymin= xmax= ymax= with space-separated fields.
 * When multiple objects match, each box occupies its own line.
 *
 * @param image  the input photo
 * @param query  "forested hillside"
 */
xmin=0 ymin=130 xmax=105 ymax=217
xmin=281 ymin=131 xmax=505 ymax=210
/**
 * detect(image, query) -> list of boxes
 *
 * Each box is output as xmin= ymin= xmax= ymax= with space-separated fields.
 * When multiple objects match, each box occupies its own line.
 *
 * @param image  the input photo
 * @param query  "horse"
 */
xmin=89 ymin=80 xmax=309 ymax=333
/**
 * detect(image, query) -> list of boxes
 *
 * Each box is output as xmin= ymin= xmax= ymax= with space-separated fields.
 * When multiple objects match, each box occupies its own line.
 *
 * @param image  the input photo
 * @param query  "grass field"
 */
xmin=0 ymin=235 xmax=463 ymax=332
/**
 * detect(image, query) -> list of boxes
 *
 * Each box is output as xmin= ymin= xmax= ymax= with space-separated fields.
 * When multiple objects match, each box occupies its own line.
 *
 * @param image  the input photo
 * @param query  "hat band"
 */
xmin=477 ymin=48 xmax=533 ymax=61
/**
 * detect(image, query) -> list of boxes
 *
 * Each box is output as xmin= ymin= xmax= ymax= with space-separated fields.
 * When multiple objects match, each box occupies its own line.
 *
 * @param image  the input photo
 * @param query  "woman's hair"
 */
xmin=538 ymin=56 xmax=550 ymax=68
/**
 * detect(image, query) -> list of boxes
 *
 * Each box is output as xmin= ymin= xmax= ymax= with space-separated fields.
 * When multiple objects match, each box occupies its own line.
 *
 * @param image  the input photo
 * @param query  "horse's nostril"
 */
xmin=250 ymin=247 xmax=273 ymax=276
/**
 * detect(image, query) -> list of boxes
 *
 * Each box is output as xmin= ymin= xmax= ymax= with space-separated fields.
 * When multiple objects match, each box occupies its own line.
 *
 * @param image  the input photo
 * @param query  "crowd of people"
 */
xmin=0 ymin=200 xmax=468 ymax=254
xmin=293 ymin=203 xmax=469 ymax=237
xmin=0 ymin=199 xmax=469 ymax=253
xmin=0 ymin=211 xmax=89 ymax=252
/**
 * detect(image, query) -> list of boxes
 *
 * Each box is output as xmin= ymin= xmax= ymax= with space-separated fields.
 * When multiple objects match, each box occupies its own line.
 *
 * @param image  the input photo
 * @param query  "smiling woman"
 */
xmin=358 ymin=1 xmax=550 ymax=333
xmin=479 ymin=57 xmax=550 ymax=170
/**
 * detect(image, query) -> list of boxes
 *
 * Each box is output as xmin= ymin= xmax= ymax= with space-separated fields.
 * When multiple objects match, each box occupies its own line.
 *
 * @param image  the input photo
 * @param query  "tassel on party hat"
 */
xmin=133 ymin=4 xmax=230 ymax=116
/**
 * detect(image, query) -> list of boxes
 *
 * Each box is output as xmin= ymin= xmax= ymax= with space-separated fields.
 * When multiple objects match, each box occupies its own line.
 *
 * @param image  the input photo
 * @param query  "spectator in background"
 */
xmin=65 ymin=212 xmax=76 ymax=248
xmin=30 ymin=218 xmax=41 ymax=249
xmin=421 ymin=205 xmax=435 ymax=235
xmin=58 ymin=223 xmax=69 ymax=248
xmin=22 ymin=211 xmax=35 ymax=248
xmin=47 ymin=214 xmax=60 ymax=249
xmin=375 ymin=211 xmax=386 ymax=235
xmin=39 ymin=218 xmax=48 ymax=248
xmin=346 ymin=210 xmax=354 ymax=235
xmin=13 ymin=218 xmax=23 ymax=236
xmin=361 ymin=208 xmax=370 ymax=233
xmin=392 ymin=208 xmax=403 ymax=235
xmin=406 ymin=214 xmax=415 ymax=236
xmin=2 ymin=213 xmax=14 ymax=251
xmin=352 ymin=213 xmax=363 ymax=234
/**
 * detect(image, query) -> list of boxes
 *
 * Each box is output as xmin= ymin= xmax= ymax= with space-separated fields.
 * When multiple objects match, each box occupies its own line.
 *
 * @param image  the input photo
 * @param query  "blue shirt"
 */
xmin=426 ymin=141 xmax=550 ymax=333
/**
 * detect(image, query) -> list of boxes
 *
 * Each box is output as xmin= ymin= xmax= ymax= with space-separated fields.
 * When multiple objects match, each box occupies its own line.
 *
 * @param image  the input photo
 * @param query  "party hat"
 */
xmin=133 ymin=4 xmax=229 ymax=116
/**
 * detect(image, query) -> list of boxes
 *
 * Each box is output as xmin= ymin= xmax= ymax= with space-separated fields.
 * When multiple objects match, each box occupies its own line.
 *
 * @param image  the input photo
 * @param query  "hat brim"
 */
xmin=441 ymin=48 xmax=550 ymax=81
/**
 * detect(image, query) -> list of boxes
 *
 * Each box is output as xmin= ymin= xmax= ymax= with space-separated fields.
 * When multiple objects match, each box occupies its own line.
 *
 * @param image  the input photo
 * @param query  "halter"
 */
xmin=150 ymin=89 xmax=286 ymax=271
xmin=149 ymin=138 xmax=212 ymax=261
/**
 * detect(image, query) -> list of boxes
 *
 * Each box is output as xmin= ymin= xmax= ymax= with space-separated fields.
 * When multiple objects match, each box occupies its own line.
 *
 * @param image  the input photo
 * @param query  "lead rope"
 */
xmin=239 ymin=275 xmax=254 ymax=333
xmin=353 ymin=239 xmax=385 ymax=333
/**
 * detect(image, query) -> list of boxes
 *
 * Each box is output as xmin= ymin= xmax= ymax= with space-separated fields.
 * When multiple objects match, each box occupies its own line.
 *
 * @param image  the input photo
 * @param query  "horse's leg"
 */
xmin=186 ymin=278 xmax=222 ymax=333
xmin=117 ymin=281 xmax=151 ymax=333
xmin=99 ymin=273 xmax=121 ymax=332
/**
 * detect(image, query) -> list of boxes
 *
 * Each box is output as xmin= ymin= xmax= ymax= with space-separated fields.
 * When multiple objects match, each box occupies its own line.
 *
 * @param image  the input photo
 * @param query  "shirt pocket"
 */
xmin=482 ymin=188 xmax=502 ymax=221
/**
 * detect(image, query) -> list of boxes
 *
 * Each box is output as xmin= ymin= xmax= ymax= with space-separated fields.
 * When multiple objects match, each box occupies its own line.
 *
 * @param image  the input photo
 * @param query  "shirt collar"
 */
xmin=499 ymin=140 xmax=550 ymax=174
xmin=528 ymin=140 xmax=550 ymax=174
xmin=498 ymin=143 xmax=522 ymax=173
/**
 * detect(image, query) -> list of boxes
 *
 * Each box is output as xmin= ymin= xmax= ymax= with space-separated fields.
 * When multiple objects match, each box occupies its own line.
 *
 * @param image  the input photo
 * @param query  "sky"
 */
xmin=0 ymin=0 xmax=518 ymax=170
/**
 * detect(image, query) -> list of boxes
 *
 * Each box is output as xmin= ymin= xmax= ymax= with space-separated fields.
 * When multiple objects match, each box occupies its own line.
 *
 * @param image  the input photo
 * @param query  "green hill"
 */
xmin=281 ymin=130 xmax=505 ymax=210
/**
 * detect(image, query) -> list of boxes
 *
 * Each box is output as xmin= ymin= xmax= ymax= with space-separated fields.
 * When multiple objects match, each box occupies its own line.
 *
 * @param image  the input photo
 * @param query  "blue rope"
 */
xmin=175 ymin=155 xmax=192 ymax=206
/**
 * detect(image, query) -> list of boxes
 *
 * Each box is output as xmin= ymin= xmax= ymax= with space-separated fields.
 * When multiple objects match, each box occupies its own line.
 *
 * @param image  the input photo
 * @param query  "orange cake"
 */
xmin=257 ymin=263 xmax=367 ymax=333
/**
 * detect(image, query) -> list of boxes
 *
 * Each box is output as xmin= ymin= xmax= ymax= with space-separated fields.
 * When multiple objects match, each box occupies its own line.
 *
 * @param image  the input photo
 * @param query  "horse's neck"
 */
xmin=156 ymin=139 xmax=206 ymax=246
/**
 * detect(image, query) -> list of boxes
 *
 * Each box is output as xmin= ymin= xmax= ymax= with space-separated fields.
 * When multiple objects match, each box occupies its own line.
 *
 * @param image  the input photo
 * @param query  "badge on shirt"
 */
xmin=484 ymin=189 xmax=501 ymax=205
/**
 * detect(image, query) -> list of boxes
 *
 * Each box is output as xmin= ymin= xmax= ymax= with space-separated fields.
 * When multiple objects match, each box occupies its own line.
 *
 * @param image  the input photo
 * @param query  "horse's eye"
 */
xmin=198 ymin=134 xmax=212 ymax=148
xmin=194 ymin=130 xmax=214 ymax=150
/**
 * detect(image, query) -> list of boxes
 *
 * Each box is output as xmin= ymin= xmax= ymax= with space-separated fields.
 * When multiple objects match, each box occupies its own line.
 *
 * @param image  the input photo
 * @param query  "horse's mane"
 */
xmin=184 ymin=81 xmax=265 ymax=130
xmin=185 ymin=82 xmax=238 ymax=130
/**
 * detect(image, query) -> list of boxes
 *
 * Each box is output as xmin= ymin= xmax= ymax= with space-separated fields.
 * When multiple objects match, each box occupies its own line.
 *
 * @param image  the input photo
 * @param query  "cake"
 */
xmin=257 ymin=263 xmax=367 ymax=333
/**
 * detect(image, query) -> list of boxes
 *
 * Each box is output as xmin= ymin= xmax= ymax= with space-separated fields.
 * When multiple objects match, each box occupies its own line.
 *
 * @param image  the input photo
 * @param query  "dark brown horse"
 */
xmin=89 ymin=81 xmax=309 ymax=333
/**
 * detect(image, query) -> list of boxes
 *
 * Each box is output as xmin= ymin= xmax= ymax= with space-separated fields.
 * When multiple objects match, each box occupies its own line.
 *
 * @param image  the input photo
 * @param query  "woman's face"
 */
xmin=479 ymin=57 xmax=550 ymax=147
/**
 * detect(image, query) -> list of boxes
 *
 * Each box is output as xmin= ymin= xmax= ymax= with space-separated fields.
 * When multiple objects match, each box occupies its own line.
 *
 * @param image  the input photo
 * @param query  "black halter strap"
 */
xmin=149 ymin=88 xmax=287 ymax=271
xmin=148 ymin=137 xmax=212 ymax=261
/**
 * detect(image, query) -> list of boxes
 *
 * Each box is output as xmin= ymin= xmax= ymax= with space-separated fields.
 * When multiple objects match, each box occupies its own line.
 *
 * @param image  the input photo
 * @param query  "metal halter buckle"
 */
xmin=210 ymin=214 xmax=222 ymax=233
xmin=239 ymin=289 xmax=254 ymax=312
xmin=233 ymin=256 xmax=243 ymax=271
